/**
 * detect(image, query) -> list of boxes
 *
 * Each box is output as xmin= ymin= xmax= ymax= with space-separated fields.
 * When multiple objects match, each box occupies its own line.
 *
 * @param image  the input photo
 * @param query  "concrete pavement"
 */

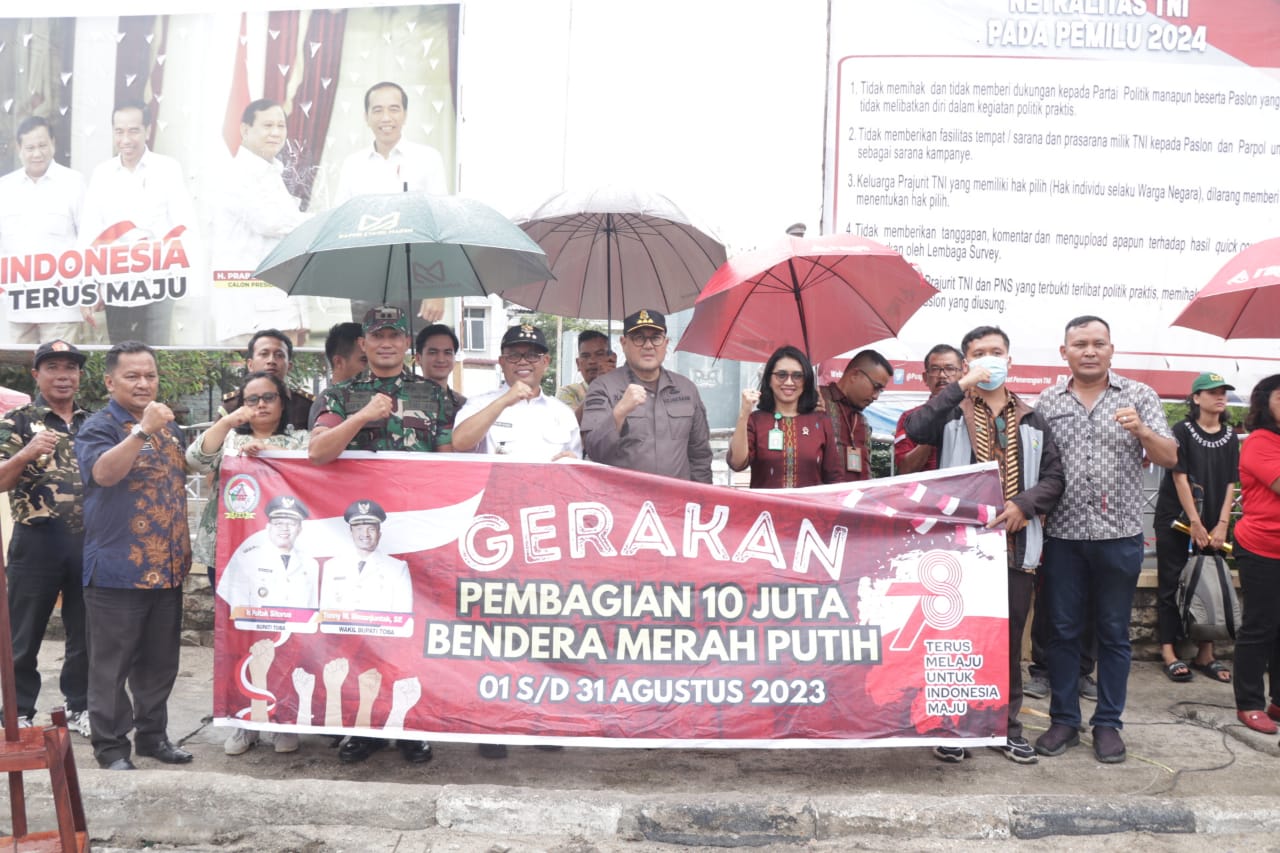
xmin=11 ymin=640 xmax=1280 ymax=850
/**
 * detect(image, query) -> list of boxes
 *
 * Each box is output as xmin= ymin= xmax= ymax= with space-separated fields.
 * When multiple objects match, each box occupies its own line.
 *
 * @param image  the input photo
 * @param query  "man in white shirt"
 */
xmin=80 ymin=101 xmax=199 ymax=345
xmin=334 ymin=81 xmax=448 ymax=204
xmin=210 ymin=99 xmax=313 ymax=348
xmin=0 ymin=116 xmax=88 ymax=344
xmin=334 ymin=81 xmax=448 ymax=325
xmin=452 ymin=324 xmax=581 ymax=461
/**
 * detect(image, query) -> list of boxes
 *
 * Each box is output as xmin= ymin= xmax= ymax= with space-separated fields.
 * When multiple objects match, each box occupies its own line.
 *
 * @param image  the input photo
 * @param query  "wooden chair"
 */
xmin=0 ymin=548 xmax=89 ymax=851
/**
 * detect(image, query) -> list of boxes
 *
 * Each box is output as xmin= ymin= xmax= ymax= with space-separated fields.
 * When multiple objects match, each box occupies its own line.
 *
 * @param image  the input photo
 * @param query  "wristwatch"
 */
xmin=130 ymin=424 xmax=152 ymax=442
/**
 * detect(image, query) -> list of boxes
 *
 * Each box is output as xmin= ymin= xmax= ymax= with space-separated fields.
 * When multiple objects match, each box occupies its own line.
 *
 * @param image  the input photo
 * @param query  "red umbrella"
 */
xmin=1172 ymin=237 xmax=1280 ymax=339
xmin=675 ymin=234 xmax=937 ymax=363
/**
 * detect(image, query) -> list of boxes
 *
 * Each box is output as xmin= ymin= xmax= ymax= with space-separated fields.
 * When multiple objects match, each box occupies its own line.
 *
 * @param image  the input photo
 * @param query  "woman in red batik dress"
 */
xmin=727 ymin=345 xmax=843 ymax=489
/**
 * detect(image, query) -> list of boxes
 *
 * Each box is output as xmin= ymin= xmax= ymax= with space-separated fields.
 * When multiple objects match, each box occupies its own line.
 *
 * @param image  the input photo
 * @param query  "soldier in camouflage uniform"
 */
xmin=310 ymin=306 xmax=452 ymax=463
xmin=0 ymin=340 xmax=92 ymax=735
xmin=307 ymin=305 xmax=444 ymax=766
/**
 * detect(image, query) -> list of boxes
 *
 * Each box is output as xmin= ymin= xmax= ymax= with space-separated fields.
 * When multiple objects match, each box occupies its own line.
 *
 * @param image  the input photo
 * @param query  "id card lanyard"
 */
xmin=767 ymin=412 xmax=784 ymax=451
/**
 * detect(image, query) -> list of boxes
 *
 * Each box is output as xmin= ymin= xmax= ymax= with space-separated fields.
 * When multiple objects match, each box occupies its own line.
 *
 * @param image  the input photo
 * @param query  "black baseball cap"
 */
xmin=500 ymin=324 xmax=549 ymax=353
xmin=623 ymin=309 xmax=666 ymax=335
xmin=33 ymin=340 xmax=86 ymax=369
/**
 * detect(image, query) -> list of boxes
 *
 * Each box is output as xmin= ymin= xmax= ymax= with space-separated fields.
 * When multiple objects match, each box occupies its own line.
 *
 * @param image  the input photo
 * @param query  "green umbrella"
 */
xmin=253 ymin=193 xmax=554 ymax=325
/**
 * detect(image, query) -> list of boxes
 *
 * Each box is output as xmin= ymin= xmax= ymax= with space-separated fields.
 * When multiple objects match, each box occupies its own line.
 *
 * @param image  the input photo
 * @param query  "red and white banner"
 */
xmin=212 ymin=453 xmax=1010 ymax=749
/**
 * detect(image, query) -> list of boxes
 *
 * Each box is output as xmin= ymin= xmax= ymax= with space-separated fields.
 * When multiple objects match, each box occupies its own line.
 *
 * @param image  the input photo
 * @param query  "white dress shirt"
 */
xmin=81 ymin=148 xmax=197 ymax=248
xmin=455 ymin=387 xmax=582 ymax=460
xmin=334 ymin=138 xmax=448 ymax=204
xmin=0 ymin=162 xmax=86 ymax=323
xmin=210 ymin=147 xmax=312 ymax=340
xmin=218 ymin=543 xmax=320 ymax=611
xmin=319 ymin=549 xmax=412 ymax=613
xmin=80 ymin=149 xmax=198 ymax=309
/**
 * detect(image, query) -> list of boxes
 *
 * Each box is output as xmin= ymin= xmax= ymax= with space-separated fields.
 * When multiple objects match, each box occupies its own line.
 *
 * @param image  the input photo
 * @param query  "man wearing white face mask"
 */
xmin=905 ymin=325 xmax=1065 ymax=766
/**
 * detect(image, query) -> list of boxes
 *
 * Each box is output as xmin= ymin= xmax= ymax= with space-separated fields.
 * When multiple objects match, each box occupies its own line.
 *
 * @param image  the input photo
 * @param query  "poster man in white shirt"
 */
xmin=211 ymin=99 xmax=313 ymax=348
xmin=320 ymin=499 xmax=412 ymax=614
xmin=334 ymin=81 xmax=448 ymax=325
xmin=452 ymin=324 xmax=582 ymax=461
xmin=322 ymin=497 xmax=429 ymax=765
xmin=0 ymin=116 xmax=88 ymax=344
xmin=80 ymin=100 xmax=199 ymax=345
xmin=218 ymin=495 xmax=319 ymax=612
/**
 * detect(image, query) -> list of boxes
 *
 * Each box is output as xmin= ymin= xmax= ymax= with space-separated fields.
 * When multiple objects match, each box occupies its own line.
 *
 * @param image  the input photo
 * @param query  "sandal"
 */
xmin=1190 ymin=659 xmax=1231 ymax=683
xmin=1163 ymin=660 xmax=1193 ymax=682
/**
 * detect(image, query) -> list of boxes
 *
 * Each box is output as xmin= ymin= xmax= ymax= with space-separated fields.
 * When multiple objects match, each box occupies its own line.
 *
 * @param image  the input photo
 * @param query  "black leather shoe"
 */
xmin=103 ymin=758 xmax=136 ymax=770
xmin=338 ymin=736 xmax=386 ymax=764
xmin=397 ymin=740 xmax=433 ymax=764
xmin=137 ymin=739 xmax=193 ymax=764
xmin=477 ymin=743 xmax=508 ymax=759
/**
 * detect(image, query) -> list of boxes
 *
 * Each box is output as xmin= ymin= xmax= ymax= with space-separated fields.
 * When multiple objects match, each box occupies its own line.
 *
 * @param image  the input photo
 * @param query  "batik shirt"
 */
xmin=76 ymin=399 xmax=192 ymax=589
xmin=0 ymin=395 xmax=90 ymax=530
xmin=317 ymin=369 xmax=452 ymax=452
xmin=1036 ymin=371 xmax=1171 ymax=540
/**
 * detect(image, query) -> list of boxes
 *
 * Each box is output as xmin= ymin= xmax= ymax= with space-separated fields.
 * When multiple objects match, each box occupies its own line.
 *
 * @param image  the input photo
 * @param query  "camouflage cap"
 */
xmin=362 ymin=305 xmax=409 ymax=336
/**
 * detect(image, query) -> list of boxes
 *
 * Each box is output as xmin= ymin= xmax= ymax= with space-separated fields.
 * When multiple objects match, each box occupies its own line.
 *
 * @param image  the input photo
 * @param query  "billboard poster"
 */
xmin=212 ymin=453 xmax=1010 ymax=748
xmin=0 ymin=4 xmax=458 ymax=348
xmin=824 ymin=1 xmax=1280 ymax=398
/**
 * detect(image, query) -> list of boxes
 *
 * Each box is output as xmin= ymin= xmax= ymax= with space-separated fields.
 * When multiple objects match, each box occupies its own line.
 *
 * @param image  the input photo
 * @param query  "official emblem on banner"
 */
xmin=223 ymin=473 xmax=261 ymax=518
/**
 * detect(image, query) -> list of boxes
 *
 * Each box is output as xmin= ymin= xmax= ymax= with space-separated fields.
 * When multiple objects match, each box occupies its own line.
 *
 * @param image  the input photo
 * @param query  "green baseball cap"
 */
xmin=1190 ymin=372 xmax=1234 ymax=393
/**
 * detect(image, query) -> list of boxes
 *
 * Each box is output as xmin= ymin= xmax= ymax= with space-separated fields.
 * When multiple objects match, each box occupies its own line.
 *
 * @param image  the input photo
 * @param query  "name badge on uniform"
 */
xmin=846 ymin=447 xmax=862 ymax=472
xmin=767 ymin=427 xmax=784 ymax=451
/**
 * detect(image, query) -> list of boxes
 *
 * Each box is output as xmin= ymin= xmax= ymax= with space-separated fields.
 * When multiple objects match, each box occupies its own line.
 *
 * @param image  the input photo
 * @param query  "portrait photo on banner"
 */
xmin=0 ymin=4 xmax=459 ymax=349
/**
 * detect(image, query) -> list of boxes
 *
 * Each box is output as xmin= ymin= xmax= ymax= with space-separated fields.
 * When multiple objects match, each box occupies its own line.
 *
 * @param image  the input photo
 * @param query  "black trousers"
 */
xmin=1154 ymin=523 xmax=1193 ymax=646
xmin=5 ymin=521 xmax=87 ymax=718
xmin=1007 ymin=569 xmax=1034 ymax=739
xmin=1232 ymin=543 xmax=1280 ymax=712
xmin=83 ymin=584 xmax=183 ymax=766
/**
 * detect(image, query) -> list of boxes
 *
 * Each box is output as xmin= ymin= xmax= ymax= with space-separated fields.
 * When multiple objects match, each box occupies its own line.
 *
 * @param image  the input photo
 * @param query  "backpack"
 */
xmin=1177 ymin=553 xmax=1241 ymax=643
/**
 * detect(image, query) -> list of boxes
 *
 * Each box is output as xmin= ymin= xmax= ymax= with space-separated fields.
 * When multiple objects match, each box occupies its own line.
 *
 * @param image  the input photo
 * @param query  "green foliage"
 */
xmin=870 ymin=437 xmax=893 ymax=479
xmin=1161 ymin=400 xmax=1248 ymax=429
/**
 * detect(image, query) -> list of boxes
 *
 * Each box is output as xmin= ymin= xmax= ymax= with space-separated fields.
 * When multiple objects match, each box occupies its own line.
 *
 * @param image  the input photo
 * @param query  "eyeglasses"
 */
xmin=501 ymin=351 xmax=543 ymax=364
xmin=856 ymin=367 xmax=886 ymax=393
xmin=626 ymin=333 xmax=667 ymax=348
xmin=771 ymin=370 xmax=807 ymax=384
xmin=244 ymin=392 xmax=280 ymax=406
xmin=925 ymin=366 xmax=962 ymax=377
